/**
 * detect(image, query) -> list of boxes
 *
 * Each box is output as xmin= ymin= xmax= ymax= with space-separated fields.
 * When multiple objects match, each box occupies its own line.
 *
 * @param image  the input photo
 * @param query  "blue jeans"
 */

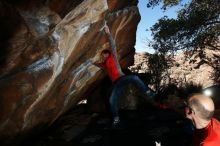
xmin=109 ymin=75 xmax=155 ymax=118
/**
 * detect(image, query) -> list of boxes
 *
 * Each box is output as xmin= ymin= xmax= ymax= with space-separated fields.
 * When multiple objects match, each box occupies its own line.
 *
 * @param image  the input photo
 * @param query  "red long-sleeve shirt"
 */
xmin=99 ymin=53 xmax=124 ymax=82
xmin=192 ymin=118 xmax=220 ymax=146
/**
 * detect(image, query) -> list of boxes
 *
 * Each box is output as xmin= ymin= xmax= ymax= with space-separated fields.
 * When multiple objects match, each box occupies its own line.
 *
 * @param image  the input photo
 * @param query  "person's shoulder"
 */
xmin=211 ymin=118 xmax=220 ymax=127
xmin=212 ymin=118 xmax=220 ymax=137
xmin=212 ymin=118 xmax=220 ymax=123
xmin=202 ymin=118 xmax=220 ymax=146
xmin=202 ymin=139 xmax=220 ymax=146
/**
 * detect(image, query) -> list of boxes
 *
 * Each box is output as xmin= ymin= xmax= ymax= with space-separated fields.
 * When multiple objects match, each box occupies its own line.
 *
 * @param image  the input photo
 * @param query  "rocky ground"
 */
xmin=21 ymin=104 xmax=193 ymax=146
xmin=129 ymin=50 xmax=220 ymax=88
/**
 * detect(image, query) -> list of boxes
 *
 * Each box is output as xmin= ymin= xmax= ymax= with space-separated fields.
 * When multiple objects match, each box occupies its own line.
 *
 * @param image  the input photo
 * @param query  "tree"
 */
xmin=147 ymin=0 xmax=220 ymax=84
xmin=147 ymin=0 xmax=182 ymax=10
xmin=147 ymin=53 xmax=171 ymax=93
xmin=149 ymin=0 xmax=220 ymax=53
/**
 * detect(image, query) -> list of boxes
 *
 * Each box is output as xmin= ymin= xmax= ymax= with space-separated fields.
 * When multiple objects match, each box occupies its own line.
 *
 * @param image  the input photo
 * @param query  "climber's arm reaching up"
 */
xmin=104 ymin=25 xmax=118 ymax=61
xmin=104 ymin=24 xmax=124 ymax=75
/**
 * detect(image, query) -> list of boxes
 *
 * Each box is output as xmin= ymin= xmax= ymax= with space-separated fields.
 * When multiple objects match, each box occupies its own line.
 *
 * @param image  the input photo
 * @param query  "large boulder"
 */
xmin=0 ymin=0 xmax=140 ymax=141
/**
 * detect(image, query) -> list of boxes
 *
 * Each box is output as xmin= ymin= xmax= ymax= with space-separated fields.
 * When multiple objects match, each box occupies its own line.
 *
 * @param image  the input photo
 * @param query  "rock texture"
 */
xmin=0 ymin=0 xmax=140 ymax=141
xmin=130 ymin=50 xmax=220 ymax=88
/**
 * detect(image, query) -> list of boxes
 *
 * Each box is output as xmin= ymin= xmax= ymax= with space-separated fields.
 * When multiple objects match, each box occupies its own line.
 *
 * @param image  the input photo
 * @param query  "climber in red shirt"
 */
xmin=92 ymin=22 xmax=155 ymax=127
xmin=185 ymin=93 xmax=220 ymax=146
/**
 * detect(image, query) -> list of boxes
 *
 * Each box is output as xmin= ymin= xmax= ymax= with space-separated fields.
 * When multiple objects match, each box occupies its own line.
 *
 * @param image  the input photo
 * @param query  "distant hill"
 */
xmin=129 ymin=50 xmax=220 ymax=88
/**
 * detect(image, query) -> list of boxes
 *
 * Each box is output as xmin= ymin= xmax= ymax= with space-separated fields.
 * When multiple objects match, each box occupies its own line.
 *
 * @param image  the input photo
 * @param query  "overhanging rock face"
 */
xmin=0 ymin=0 xmax=140 ymax=139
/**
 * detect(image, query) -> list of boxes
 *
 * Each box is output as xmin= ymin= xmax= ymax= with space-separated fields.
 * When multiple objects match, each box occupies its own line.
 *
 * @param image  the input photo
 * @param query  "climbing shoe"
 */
xmin=112 ymin=116 xmax=120 ymax=127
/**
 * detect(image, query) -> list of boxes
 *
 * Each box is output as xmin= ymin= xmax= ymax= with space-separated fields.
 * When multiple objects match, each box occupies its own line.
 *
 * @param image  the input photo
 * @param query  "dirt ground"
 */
xmin=22 ymin=105 xmax=193 ymax=146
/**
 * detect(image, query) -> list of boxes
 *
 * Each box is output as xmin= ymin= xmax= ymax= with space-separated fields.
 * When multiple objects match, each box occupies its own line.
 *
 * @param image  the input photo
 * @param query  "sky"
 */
xmin=135 ymin=0 xmax=187 ymax=53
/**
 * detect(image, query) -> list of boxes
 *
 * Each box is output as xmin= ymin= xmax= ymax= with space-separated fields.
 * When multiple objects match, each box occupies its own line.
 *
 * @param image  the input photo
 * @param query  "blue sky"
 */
xmin=135 ymin=0 xmax=187 ymax=53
